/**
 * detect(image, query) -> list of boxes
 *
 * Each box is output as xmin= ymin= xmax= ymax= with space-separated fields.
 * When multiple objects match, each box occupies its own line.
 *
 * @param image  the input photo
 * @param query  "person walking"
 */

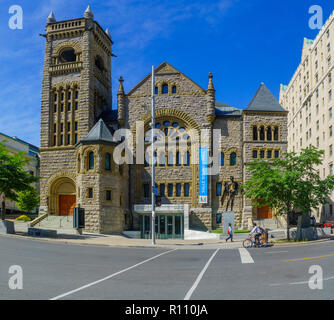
xmin=226 ymin=223 xmax=233 ymax=242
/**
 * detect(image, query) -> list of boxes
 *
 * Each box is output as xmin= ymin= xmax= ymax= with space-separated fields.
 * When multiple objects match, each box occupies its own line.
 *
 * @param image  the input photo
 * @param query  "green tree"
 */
xmin=16 ymin=188 xmax=40 ymax=213
xmin=242 ymin=146 xmax=334 ymax=240
xmin=0 ymin=141 xmax=39 ymax=220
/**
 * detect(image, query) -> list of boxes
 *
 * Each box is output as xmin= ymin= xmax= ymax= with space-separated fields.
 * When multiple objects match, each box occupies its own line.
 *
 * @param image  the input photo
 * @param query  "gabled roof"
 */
xmin=215 ymin=101 xmax=242 ymax=117
xmin=127 ymin=62 xmax=206 ymax=96
xmin=245 ymin=83 xmax=287 ymax=112
xmin=80 ymin=119 xmax=114 ymax=144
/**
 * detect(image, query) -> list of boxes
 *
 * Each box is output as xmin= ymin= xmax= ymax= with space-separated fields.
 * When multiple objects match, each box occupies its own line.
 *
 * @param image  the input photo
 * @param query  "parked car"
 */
xmin=323 ymin=222 xmax=334 ymax=228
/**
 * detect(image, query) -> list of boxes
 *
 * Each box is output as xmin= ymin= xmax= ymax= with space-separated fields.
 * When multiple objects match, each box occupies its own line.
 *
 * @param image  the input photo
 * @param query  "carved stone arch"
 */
xmin=52 ymin=41 xmax=82 ymax=57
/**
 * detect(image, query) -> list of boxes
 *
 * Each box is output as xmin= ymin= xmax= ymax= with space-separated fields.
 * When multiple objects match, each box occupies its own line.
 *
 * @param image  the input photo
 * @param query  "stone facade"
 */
xmin=39 ymin=9 xmax=288 ymax=235
xmin=279 ymin=10 xmax=334 ymax=222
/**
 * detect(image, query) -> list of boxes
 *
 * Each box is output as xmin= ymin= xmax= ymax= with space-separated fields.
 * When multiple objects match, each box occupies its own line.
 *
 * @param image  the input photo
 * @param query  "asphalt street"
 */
xmin=0 ymin=236 xmax=334 ymax=300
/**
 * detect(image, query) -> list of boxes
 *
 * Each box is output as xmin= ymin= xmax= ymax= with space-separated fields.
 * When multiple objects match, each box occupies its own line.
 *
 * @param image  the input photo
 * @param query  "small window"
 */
xmin=105 ymin=153 xmax=111 ymax=171
xmin=162 ymin=84 xmax=168 ymax=94
xmin=155 ymin=86 xmax=158 ymax=94
xmin=216 ymin=183 xmax=222 ymax=196
xmin=68 ymin=103 xmax=71 ymax=111
xmin=88 ymin=152 xmax=94 ymax=170
xmin=172 ymin=86 xmax=177 ymax=94
xmin=54 ymin=105 xmax=57 ymax=112
xmin=253 ymin=126 xmax=258 ymax=141
xmin=60 ymin=135 xmax=63 ymax=145
xmin=87 ymin=188 xmax=93 ymax=199
xmin=220 ymin=153 xmax=225 ymax=166
xmin=106 ymin=190 xmax=112 ymax=201
xmin=75 ymin=134 xmax=78 ymax=144
xmin=95 ymin=55 xmax=104 ymax=72
xmin=230 ymin=152 xmax=237 ymax=166
xmin=260 ymin=150 xmax=265 ymax=159
xmin=184 ymin=183 xmax=190 ymax=197
xmin=168 ymin=184 xmax=173 ymax=197
xmin=252 ymin=150 xmax=258 ymax=159
xmin=267 ymin=127 xmax=272 ymax=141
xmin=274 ymin=127 xmax=279 ymax=141
xmin=67 ymin=134 xmax=71 ymax=145
xmin=260 ymin=126 xmax=265 ymax=141
xmin=176 ymin=184 xmax=181 ymax=197
xmin=267 ymin=150 xmax=272 ymax=159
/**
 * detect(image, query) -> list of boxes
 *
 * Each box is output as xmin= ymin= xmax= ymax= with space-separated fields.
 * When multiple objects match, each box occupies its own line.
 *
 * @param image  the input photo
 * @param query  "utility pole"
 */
xmin=151 ymin=66 xmax=156 ymax=245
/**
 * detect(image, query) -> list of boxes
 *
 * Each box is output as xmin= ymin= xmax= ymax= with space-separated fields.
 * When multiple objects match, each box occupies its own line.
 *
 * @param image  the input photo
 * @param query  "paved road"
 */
xmin=0 ymin=236 xmax=333 ymax=300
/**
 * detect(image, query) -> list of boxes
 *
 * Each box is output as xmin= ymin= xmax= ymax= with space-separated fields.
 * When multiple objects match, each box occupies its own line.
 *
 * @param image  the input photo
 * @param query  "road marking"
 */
xmin=238 ymin=248 xmax=254 ymax=264
xmin=184 ymin=249 xmax=220 ymax=300
xmin=284 ymin=253 xmax=334 ymax=262
xmin=50 ymin=249 xmax=177 ymax=300
xmin=270 ymin=276 xmax=334 ymax=287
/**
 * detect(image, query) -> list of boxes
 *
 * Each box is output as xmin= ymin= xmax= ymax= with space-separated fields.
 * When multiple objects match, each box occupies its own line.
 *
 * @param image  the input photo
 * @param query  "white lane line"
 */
xmin=50 ymin=249 xmax=177 ymax=300
xmin=238 ymin=248 xmax=254 ymax=264
xmin=184 ymin=249 xmax=220 ymax=300
xmin=270 ymin=276 xmax=334 ymax=287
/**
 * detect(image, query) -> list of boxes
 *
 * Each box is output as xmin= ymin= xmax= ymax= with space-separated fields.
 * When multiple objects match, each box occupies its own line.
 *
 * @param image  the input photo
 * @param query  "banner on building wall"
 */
xmin=199 ymin=148 xmax=208 ymax=204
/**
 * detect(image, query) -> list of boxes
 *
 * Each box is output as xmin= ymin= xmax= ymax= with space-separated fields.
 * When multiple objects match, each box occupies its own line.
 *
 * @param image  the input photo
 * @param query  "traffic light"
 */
xmin=155 ymin=196 xmax=162 ymax=207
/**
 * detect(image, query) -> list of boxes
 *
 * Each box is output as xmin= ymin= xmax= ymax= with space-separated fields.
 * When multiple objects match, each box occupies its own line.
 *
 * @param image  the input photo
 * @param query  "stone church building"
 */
xmin=39 ymin=7 xmax=288 ymax=238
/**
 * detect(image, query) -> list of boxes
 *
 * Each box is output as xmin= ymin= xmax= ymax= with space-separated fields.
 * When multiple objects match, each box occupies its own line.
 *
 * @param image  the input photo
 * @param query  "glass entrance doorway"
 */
xmin=141 ymin=214 xmax=184 ymax=239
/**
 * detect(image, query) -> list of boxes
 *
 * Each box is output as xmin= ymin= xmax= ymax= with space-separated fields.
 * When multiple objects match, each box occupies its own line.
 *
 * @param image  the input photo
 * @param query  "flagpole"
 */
xmin=151 ymin=66 xmax=156 ymax=245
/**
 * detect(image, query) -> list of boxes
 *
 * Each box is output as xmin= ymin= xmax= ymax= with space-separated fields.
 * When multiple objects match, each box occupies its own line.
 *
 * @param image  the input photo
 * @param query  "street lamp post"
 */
xmin=151 ymin=66 xmax=156 ymax=245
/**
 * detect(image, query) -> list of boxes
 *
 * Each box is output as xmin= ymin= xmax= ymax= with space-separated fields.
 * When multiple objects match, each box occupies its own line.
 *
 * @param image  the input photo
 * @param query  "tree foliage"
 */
xmin=0 ymin=141 xmax=39 ymax=219
xmin=242 ymin=146 xmax=334 ymax=239
xmin=16 ymin=189 xmax=40 ymax=213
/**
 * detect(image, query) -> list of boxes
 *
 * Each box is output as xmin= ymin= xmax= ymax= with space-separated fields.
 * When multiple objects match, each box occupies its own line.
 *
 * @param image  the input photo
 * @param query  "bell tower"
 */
xmin=39 ymin=7 xmax=113 ymax=213
xmin=40 ymin=5 xmax=113 ymax=149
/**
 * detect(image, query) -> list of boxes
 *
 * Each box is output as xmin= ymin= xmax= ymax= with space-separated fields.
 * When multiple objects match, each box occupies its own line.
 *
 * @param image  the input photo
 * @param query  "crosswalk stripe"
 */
xmin=238 ymin=248 xmax=254 ymax=264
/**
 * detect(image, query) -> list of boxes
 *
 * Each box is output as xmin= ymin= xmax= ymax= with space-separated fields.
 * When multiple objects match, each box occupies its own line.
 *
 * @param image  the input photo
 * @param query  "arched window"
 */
xmin=260 ymin=126 xmax=265 ymax=141
xmin=59 ymin=48 xmax=76 ymax=63
xmin=220 ymin=152 xmax=225 ymax=166
xmin=267 ymin=127 xmax=272 ymax=141
xmin=88 ymin=152 xmax=94 ymax=170
xmin=105 ymin=153 xmax=111 ymax=171
xmin=230 ymin=152 xmax=237 ymax=166
xmin=172 ymin=86 xmax=177 ymax=94
xmin=253 ymin=126 xmax=258 ymax=141
xmin=162 ymin=84 xmax=168 ymax=94
xmin=155 ymin=86 xmax=158 ymax=95
xmin=274 ymin=126 xmax=279 ymax=141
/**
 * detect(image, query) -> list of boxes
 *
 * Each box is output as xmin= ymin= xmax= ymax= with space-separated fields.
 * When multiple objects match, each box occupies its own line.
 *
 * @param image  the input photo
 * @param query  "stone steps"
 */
xmin=35 ymin=215 xmax=73 ymax=230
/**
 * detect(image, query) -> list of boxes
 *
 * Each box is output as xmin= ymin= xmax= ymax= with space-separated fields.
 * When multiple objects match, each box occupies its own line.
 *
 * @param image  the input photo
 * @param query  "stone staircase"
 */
xmin=34 ymin=215 xmax=74 ymax=232
xmin=253 ymin=218 xmax=286 ymax=230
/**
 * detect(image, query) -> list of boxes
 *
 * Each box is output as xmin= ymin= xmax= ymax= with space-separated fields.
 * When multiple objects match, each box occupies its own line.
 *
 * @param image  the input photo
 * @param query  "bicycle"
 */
xmin=243 ymin=234 xmax=268 ymax=248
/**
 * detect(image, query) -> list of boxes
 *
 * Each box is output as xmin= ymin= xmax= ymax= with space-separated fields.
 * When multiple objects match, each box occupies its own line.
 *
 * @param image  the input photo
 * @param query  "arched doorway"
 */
xmin=49 ymin=177 xmax=76 ymax=216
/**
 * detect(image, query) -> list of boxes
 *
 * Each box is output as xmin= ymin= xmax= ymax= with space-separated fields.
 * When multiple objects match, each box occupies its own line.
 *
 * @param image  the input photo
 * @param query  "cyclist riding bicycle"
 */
xmin=250 ymin=223 xmax=264 ymax=246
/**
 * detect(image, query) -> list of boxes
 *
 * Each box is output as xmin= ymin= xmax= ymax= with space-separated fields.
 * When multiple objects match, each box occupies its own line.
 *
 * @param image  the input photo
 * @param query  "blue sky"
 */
xmin=0 ymin=0 xmax=332 ymax=147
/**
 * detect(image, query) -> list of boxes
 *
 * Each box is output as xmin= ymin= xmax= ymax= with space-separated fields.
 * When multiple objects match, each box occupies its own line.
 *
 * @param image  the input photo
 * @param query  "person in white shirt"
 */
xmin=250 ymin=223 xmax=263 ymax=245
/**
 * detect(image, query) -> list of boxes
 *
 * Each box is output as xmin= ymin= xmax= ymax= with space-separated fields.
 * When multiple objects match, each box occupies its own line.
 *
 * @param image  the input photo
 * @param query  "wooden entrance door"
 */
xmin=257 ymin=205 xmax=273 ymax=219
xmin=59 ymin=195 xmax=76 ymax=216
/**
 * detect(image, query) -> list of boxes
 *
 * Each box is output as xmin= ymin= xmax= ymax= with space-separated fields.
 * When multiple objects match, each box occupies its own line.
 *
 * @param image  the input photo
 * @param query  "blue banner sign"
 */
xmin=199 ymin=148 xmax=208 ymax=204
